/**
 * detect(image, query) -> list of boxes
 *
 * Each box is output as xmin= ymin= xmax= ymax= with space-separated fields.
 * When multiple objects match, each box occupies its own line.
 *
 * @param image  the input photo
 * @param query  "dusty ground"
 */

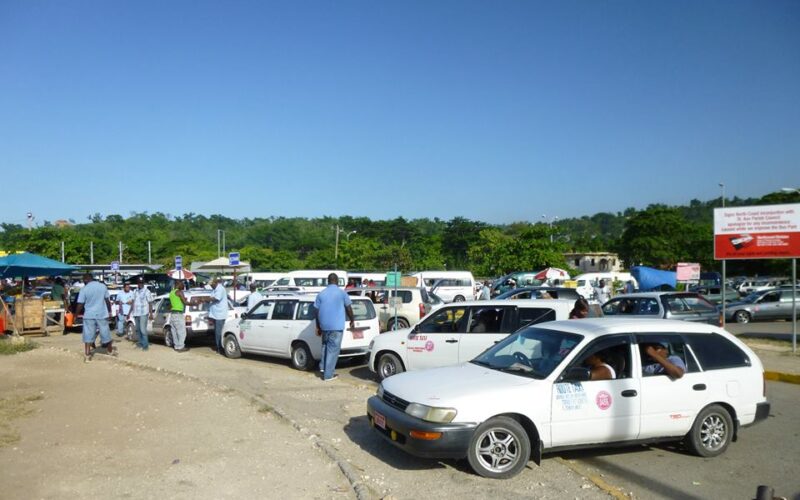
xmin=0 ymin=345 xmax=353 ymax=500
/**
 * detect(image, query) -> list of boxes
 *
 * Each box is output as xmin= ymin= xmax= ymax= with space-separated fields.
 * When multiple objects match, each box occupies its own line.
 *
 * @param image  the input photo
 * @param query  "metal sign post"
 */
xmin=229 ymin=252 xmax=240 ymax=302
xmin=175 ymin=255 xmax=183 ymax=281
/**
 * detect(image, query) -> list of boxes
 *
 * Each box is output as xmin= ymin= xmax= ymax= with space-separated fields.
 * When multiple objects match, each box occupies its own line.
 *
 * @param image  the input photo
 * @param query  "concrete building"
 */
xmin=564 ymin=252 xmax=623 ymax=273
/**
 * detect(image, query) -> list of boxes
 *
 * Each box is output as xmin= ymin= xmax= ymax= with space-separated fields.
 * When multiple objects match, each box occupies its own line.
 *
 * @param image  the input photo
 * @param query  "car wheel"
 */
xmin=291 ymin=343 xmax=313 ymax=371
xmin=377 ymin=352 xmax=405 ymax=380
xmin=223 ymin=334 xmax=242 ymax=359
xmin=164 ymin=327 xmax=173 ymax=348
xmin=386 ymin=318 xmax=409 ymax=331
xmin=734 ymin=310 xmax=751 ymax=324
xmin=685 ymin=404 xmax=734 ymax=457
xmin=125 ymin=322 xmax=137 ymax=342
xmin=467 ymin=416 xmax=531 ymax=479
xmin=453 ymin=295 xmax=465 ymax=302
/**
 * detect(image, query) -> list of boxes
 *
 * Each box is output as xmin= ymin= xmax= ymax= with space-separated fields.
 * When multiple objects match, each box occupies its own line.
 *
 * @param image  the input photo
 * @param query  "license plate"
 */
xmin=374 ymin=411 xmax=386 ymax=429
xmin=352 ymin=330 xmax=364 ymax=339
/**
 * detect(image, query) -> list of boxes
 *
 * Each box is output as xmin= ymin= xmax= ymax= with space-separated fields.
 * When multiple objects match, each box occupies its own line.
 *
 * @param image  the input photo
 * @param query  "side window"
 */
xmin=352 ymin=300 xmax=377 ymax=320
xmin=664 ymin=296 xmax=692 ymax=314
xmin=468 ymin=307 xmax=513 ymax=333
xmin=761 ymin=292 xmax=779 ymax=303
xmin=271 ymin=301 xmax=297 ymax=320
xmin=518 ymin=307 xmax=556 ymax=328
xmin=248 ymin=301 xmax=273 ymax=320
xmin=638 ymin=298 xmax=660 ymax=315
xmin=637 ymin=334 xmax=694 ymax=376
xmin=156 ymin=299 xmax=169 ymax=314
xmin=418 ymin=306 xmax=468 ymax=334
xmin=684 ymin=333 xmax=750 ymax=370
xmin=564 ymin=335 xmax=633 ymax=381
xmin=296 ymin=302 xmax=315 ymax=320
xmin=684 ymin=295 xmax=717 ymax=313
xmin=275 ymin=278 xmax=290 ymax=286
xmin=780 ymin=291 xmax=799 ymax=303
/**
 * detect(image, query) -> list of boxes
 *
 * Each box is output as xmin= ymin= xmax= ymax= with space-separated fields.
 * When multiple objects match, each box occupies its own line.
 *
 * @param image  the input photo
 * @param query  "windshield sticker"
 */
xmin=595 ymin=391 xmax=612 ymax=411
xmin=425 ymin=340 xmax=435 ymax=352
xmin=555 ymin=383 xmax=588 ymax=411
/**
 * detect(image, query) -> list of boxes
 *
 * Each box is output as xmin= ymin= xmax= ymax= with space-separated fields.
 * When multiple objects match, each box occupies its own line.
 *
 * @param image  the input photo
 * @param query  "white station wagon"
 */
xmin=368 ymin=300 xmax=575 ymax=380
xmin=367 ymin=318 xmax=770 ymax=479
xmin=222 ymin=295 xmax=380 ymax=371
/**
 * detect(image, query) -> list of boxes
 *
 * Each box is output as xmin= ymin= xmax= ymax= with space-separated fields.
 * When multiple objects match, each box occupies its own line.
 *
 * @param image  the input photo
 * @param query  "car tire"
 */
xmin=164 ymin=327 xmax=173 ymax=348
xmin=291 ymin=343 xmax=313 ymax=371
xmin=223 ymin=334 xmax=242 ymax=359
xmin=377 ymin=352 xmax=405 ymax=380
xmin=453 ymin=295 xmax=465 ymax=302
xmin=734 ymin=310 xmax=751 ymax=324
xmin=685 ymin=404 xmax=734 ymax=458
xmin=467 ymin=416 xmax=531 ymax=479
xmin=386 ymin=318 xmax=409 ymax=331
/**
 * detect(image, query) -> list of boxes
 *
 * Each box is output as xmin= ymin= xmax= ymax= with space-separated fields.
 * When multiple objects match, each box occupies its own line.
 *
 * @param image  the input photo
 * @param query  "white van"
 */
xmin=267 ymin=270 xmax=347 ymax=293
xmin=347 ymin=272 xmax=386 ymax=287
xmin=409 ymin=271 xmax=476 ymax=303
xmin=241 ymin=272 xmax=284 ymax=289
xmin=573 ymin=272 xmax=636 ymax=300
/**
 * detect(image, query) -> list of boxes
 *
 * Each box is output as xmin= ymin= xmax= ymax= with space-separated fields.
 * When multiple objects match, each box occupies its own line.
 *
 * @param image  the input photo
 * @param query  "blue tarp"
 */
xmin=631 ymin=266 xmax=676 ymax=291
xmin=0 ymin=252 xmax=76 ymax=279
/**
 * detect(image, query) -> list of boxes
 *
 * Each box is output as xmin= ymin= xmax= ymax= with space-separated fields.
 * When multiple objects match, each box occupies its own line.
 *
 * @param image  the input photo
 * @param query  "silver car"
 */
xmin=725 ymin=287 xmax=800 ymax=324
xmin=602 ymin=292 xmax=721 ymax=326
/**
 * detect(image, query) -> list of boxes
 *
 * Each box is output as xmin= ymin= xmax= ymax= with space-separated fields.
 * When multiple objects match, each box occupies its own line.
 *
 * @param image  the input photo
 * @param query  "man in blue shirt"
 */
xmin=642 ymin=342 xmax=686 ymax=379
xmin=76 ymin=273 xmax=115 ymax=362
xmin=314 ymin=273 xmax=355 ymax=381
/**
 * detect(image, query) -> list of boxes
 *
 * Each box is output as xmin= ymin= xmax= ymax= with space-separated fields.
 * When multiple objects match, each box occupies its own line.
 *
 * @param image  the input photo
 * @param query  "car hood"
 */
xmin=382 ymin=362 xmax=534 ymax=406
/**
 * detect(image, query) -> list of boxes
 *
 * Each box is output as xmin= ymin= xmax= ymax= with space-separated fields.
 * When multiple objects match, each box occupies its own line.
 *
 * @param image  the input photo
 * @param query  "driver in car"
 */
xmin=641 ymin=342 xmax=685 ymax=379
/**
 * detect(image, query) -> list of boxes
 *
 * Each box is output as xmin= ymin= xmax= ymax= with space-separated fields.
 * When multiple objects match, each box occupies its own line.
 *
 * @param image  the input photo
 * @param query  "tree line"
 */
xmin=1 ymin=190 xmax=798 ymax=277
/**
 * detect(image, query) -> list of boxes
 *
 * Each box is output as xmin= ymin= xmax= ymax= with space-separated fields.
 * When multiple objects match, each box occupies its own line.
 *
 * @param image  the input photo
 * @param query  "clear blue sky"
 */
xmin=2 ymin=0 xmax=798 ymax=226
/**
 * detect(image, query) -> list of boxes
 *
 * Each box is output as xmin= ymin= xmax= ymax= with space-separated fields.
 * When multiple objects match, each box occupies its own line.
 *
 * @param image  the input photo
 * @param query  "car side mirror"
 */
xmin=561 ymin=366 xmax=591 ymax=382
xmin=241 ymin=312 xmax=248 ymax=320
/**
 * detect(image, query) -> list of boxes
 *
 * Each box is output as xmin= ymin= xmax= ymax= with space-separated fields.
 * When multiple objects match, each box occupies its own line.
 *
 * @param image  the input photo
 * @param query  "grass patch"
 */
xmin=0 ymin=394 xmax=44 ymax=447
xmin=0 ymin=339 xmax=37 ymax=355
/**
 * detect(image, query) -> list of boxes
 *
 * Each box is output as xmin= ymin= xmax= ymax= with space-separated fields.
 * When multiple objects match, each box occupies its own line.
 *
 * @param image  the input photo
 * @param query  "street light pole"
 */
xmin=719 ymin=182 xmax=726 ymax=326
xmin=782 ymin=188 xmax=799 ymax=353
xmin=334 ymin=226 xmax=356 ymax=266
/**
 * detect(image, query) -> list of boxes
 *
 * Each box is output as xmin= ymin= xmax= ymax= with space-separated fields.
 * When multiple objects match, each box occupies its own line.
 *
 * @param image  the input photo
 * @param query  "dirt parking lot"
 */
xmin=0 ymin=345 xmax=352 ymax=500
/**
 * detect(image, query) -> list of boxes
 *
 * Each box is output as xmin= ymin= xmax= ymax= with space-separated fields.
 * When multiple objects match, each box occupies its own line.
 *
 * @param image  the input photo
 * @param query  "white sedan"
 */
xmin=367 ymin=318 xmax=770 ymax=479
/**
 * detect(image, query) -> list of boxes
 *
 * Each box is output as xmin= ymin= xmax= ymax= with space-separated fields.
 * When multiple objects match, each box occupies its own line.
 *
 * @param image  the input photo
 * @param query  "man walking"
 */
xmin=116 ymin=282 xmax=134 ymax=337
xmin=76 ymin=273 xmax=115 ymax=362
xmin=168 ymin=280 xmax=190 ymax=353
xmin=208 ymin=277 xmax=229 ymax=354
xmin=314 ymin=273 xmax=355 ymax=381
xmin=130 ymin=278 xmax=153 ymax=350
xmin=593 ymin=279 xmax=611 ymax=305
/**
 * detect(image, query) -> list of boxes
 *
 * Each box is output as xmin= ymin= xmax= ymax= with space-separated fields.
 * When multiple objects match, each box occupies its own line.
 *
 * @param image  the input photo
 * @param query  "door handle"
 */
xmin=621 ymin=390 xmax=638 ymax=397
xmin=693 ymin=384 xmax=706 ymax=391
xmin=445 ymin=339 xmax=459 ymax=343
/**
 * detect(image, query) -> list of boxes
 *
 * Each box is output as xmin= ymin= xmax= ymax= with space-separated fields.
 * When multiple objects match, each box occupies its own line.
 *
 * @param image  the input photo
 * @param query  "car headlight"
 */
xmin=405 ymin=403 xmax=457 ymax=423
xmin=376 ymin=384 xmax=384 ymax=398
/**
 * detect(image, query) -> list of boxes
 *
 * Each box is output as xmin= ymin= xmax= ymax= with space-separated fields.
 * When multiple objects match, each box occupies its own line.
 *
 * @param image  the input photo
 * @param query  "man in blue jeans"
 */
xmin=314 ymin=273 xmax=355 ymax=381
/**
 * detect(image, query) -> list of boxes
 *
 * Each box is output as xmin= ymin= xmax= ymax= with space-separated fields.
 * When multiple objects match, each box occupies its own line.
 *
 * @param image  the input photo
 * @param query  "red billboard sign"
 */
xmin=714 ymin=204 xmax=800 ymax=260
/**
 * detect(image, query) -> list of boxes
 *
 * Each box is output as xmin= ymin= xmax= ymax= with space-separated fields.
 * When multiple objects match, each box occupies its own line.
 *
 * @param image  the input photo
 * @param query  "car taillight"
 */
xmin=419 ymin=303 xmax=426 ymax=319
xmin=185 ymin=315 xmax=191 ymax=325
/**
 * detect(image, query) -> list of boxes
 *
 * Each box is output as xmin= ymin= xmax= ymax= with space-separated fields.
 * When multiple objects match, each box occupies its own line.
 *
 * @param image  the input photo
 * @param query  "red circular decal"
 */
xmin=425 ymin=340 xmax=435 ymax=352
xmin=596 ymin=391 xmax=612 ymax=410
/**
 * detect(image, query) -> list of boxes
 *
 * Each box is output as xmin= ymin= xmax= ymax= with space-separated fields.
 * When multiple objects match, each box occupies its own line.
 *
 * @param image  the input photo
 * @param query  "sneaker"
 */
xmin=323 ymin=374 xmax=339 ymax=382
xmin=84 ymin=353 xmax=93 ymax=363
xmin=176 ymin=347 xmax=190 ymax=353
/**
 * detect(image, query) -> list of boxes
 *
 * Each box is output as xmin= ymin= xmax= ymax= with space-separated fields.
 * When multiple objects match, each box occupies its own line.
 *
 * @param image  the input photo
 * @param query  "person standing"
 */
xmin=478 ymin=281 xmax=491 ymax=300
xmin=168 ymin=280 xmax=190 ymax=353
xmin=208 ymin=277 xmax=229 ymax=354
xmin=246 ymin=283 xmax=263 ymax=311
xmin=314 ymin=273 xmax=355 ymax=381
xmin=593 ymin=279 xmax=611 ymax=305
xmin=115 ymin=282 xmax=135 ymax=337
xmin=130 ymin=278 xmax=153 ymax=350
xmin=75 ymin=273 xmax=115 ymax=362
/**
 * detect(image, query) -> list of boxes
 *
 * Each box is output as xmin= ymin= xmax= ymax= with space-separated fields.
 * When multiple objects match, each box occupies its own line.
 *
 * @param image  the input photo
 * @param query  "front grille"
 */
xmin=382 ymin=390 xmax=410 ymax=412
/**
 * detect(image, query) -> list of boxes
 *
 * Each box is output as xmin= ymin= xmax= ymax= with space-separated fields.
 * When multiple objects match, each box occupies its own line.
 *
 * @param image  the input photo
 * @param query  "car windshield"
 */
xmin=471 ymin=327 xmax=583 ymax=379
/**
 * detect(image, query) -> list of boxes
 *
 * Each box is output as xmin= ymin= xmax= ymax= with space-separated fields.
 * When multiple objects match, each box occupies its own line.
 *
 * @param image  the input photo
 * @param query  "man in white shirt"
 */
xmin=246 ymin=283 xmax=263 ymax=311
xmin=593 ymin=279 xmax=611 ymax=304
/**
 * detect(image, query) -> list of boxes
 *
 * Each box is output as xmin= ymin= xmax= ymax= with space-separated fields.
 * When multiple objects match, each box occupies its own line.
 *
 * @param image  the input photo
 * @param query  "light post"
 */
xmin=542 ymin=214 xmax=557 ymax=243
xmin=217 ymin=229 xmax=226 ymax=258
xmin=334 ymin=225 xmax=356 ymax=266
xmin=719 ymin=182 xmax=726 ymax=326
xmin=781 ymin=188 xmax=799 ymax=352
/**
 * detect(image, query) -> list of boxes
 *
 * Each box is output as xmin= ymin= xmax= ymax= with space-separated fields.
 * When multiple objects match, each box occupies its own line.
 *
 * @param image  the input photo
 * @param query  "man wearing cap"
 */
xmin=314 ymin=273 xmax=355 ymax=381
xmin=129 ymin=278 xmax=153 ymax=350
xmin=246 ymin=283 xmax=263 ymax=311
xmin=642 ymin=342 xmax=685 ymax=379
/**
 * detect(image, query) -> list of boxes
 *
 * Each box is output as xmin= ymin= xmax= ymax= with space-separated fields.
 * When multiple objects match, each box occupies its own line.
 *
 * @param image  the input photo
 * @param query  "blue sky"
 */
xmin=2 ymin=0 xmax=798 ymax=226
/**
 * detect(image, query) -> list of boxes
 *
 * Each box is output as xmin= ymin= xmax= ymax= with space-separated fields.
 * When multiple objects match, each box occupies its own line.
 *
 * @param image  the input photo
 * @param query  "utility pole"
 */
xmin=720 ymin=182 xmax=726 ymax=327
xmin=61 ymin=241 xmax=65 ymax=263
xmin=148 ymin=241 xmax=152 ymax=264
xmin=90 ymin=241 xmax=94 ymax=265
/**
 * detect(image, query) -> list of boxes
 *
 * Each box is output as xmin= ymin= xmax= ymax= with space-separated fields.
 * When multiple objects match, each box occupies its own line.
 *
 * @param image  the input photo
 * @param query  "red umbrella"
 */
xmin=534 ymin=267 xmax=570 ymax=281
xmin=167 ymin=269 xmax=195 ymax=280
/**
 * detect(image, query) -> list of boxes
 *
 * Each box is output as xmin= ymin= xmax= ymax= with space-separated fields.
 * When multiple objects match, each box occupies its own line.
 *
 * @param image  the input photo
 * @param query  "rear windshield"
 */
xmin=351 ymin=300 xmax=376 ymax=320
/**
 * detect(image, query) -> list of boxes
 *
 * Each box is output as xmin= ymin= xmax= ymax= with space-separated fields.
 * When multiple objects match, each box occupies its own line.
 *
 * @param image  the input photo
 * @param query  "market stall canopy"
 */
xmin=631 ymin=266 xmax=676 ymax=291
xmin=193 ymin=257 xmax=251 ymax=274
xmin=534 ymin=267 xmax=571 ymax=281
xmin=0 ymin=252 xmax=77 ymax=279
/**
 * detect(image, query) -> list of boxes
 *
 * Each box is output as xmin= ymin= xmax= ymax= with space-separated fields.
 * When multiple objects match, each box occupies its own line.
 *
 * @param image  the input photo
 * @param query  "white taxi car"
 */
xmin=222 ymin=295 xmax=380 ymax=370
xmin=367 ymin=318 xmax=770 ymax=479
xmin=368 ymin=300 xmax=575 ymax=380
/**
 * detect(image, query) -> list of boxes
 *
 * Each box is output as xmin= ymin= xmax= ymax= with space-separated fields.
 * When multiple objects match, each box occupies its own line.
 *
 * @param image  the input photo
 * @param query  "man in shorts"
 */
xmin=76 ymin=273 xmax=115 ymax=362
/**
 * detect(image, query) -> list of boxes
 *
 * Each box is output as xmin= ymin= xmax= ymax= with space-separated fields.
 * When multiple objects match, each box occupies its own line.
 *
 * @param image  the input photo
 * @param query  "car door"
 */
xmin=406 ymin=305 xmax=467 ymax=370
xmin=238 ymin=300 xmax=274 ymax=354
xmin=778 ymin=290 xmax=800 ymax=320
xmin=754 ymin=291 xmax=781 ymax=320
xmin=550 ymin=336 xmax=640 ymax=447
xmin=152 ymin=298 xmax=170 ymax=336
xmin=259 ymin=299 xmax=299 ymax=356
xmin=457 ymin=306 xmax=517 ymax=362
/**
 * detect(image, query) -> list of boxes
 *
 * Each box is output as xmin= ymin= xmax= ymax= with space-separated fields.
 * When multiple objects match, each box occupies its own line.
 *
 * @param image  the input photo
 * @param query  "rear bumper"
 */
xmin=753 ymin=402 xmax=770 ymax=424
xmin=366 ymin=396 xmax=476 ymax=459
